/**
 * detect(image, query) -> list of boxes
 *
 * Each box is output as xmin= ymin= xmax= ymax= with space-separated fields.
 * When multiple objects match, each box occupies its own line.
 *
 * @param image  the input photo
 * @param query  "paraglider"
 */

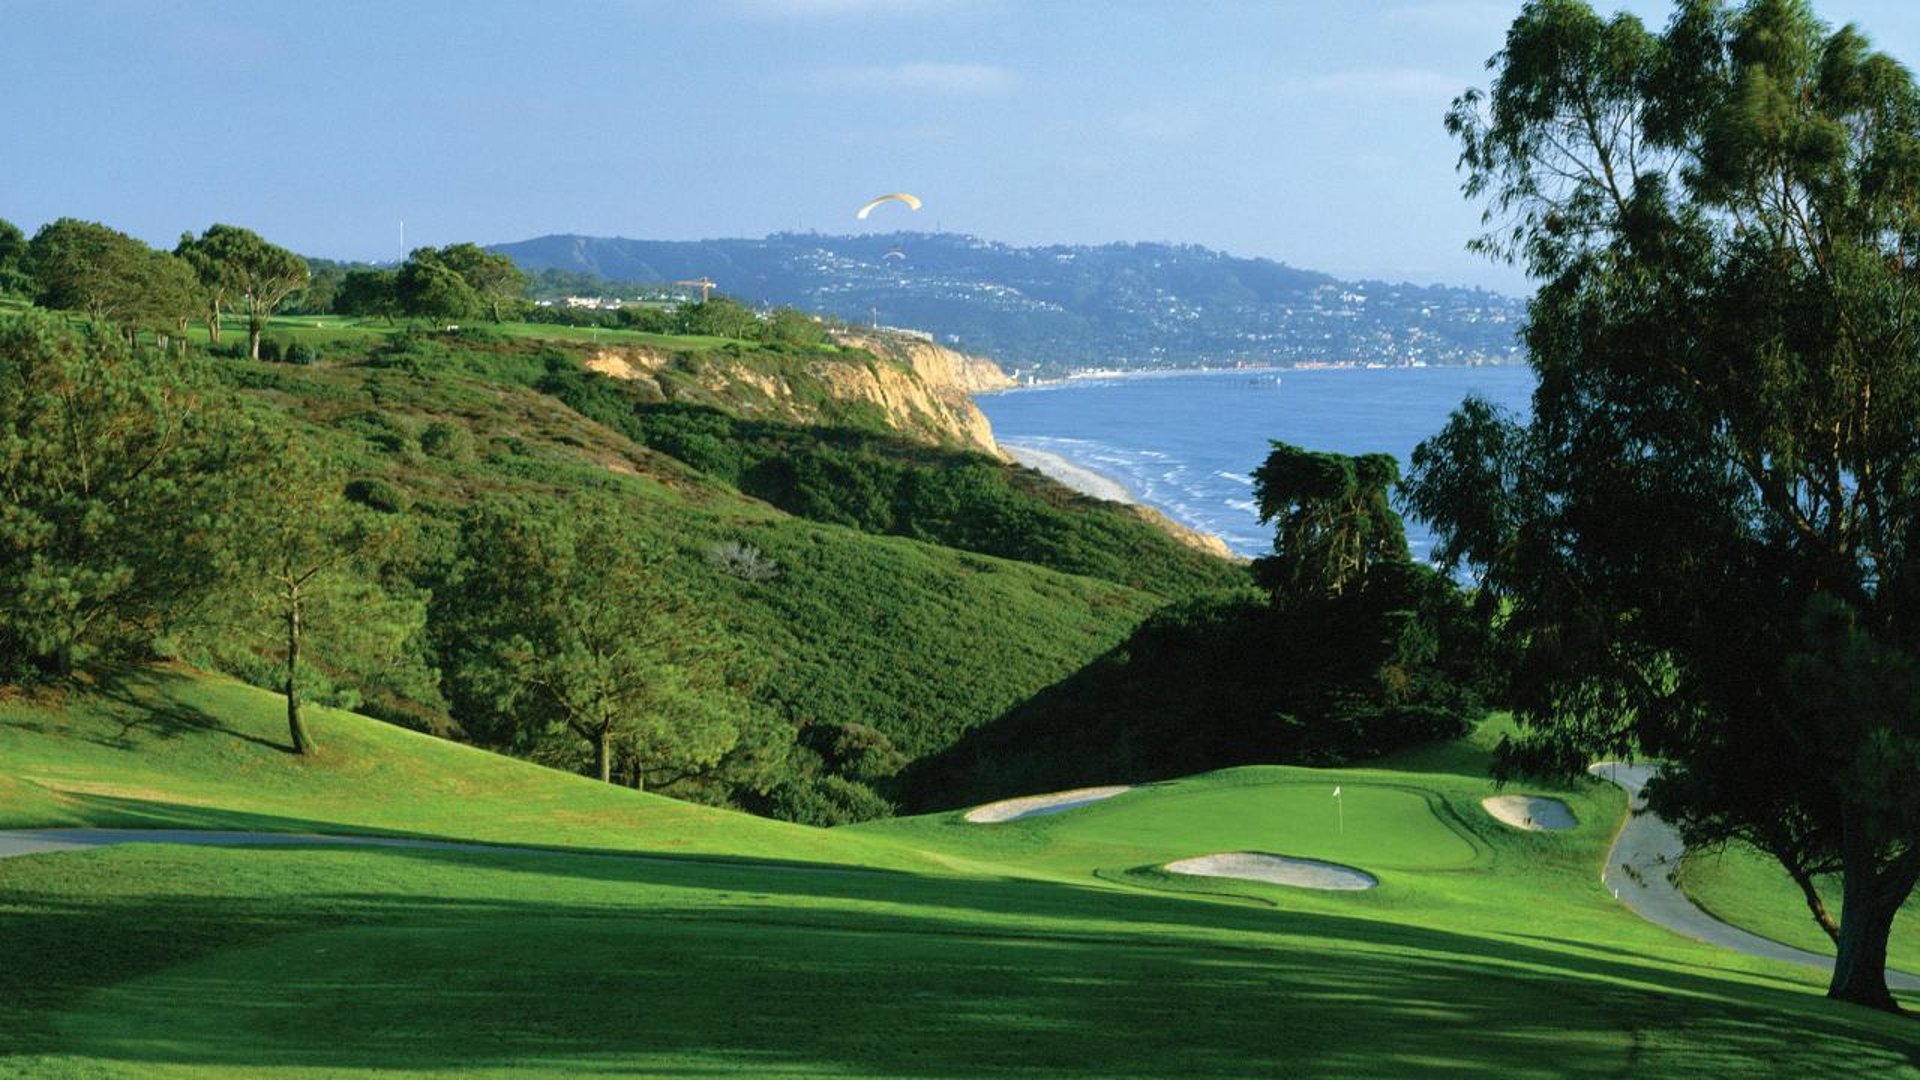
xmin=883 ymin=247 xmax=907 ymax=261
xmin=856 ymin=193 xmax=922 ymax=220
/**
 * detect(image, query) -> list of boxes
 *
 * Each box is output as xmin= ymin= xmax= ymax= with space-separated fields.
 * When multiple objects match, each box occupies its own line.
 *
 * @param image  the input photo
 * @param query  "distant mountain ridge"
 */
xmin=492 ymin=232 xmax=1525 ymax=374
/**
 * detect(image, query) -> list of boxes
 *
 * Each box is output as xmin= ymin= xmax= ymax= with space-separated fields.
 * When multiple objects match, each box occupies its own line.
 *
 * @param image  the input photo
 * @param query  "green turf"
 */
xmin=1678 ymin=841 xmax=1920 ymax=973
xmin=202 ymin=312 xmax=751 ymax=356
xmin=0 ymin=670 xmax=928 ymax=871
xmin=1 ymin=675 xmax=1917 ymax=1077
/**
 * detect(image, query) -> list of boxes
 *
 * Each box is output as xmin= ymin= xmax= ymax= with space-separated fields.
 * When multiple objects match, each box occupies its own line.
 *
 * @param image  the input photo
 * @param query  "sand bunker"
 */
xmin=1163 ymin=852 xmax=1378 ymax=891
xmin=1481 ymin=795 xmax=1577 ymax=831
xmin=963 ymin=786 xmax=1131 ymax=823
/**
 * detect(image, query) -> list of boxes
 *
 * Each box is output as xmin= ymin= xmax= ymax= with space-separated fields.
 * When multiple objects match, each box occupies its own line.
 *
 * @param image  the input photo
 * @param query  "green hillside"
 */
xmin=0 ymin=670 xmax=920 ymax=869
xmin=0 ymin=675 xmax=1914 ymax=1077
xmin=18 ymin=309 xmax=1234 ymax=821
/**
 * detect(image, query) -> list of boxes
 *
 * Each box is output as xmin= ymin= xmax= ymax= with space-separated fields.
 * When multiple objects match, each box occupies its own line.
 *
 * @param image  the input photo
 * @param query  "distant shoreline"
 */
xmin=1000 ymin=443 xmax=1137 ymax=505
xmin=979 ymin=360 xmax=1525 ymax=393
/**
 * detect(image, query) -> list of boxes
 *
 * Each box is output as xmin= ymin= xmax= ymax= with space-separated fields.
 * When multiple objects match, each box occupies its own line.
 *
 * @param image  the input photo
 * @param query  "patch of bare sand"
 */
xmin=963 ymin=786 xmax=1131 ymax=823
xmin=1164 ymin=852 xmax=1378 ymax=890
xmin=1481 ymin=795 xmax=1577 ymax=831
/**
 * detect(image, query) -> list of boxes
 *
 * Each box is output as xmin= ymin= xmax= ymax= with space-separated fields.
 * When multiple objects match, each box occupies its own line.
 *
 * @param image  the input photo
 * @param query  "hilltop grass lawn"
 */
xmin=1679 ymin=842 xmax=1920 ymax=975
xmin=185 ymin=312 xmax=769 ymax=356
xmin=12 ymin=306 xmax=766 ymax=357
xmin=0 ymin=674 xmax=1916 ymax=1077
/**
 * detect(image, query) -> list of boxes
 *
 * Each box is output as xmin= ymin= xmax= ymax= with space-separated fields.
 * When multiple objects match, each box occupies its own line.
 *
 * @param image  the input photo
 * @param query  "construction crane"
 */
xmin=674 ymin=277 xmax=717 ymax=302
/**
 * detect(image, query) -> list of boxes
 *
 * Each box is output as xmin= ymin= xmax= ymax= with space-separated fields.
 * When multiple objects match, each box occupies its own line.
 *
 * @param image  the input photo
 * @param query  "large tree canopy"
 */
xmin=395 ymin=248 xmax=483 ymax=323
xmin=0 ymin=312 xmax=257 ymax=677
xmin=435 ymin=243 xmax=526 ymax=323
xmin=179 ymin=225 xmax=308 ymax=360
xmin=433 ymin=498 xmax=764 ymax=790
xmin=0 ymin=218 xmax=27 ymax=296
xmin=1252 ymin=442 xmax=1407 ymax=601
xmin=26 ymin=219 xmax=199 ymax=337
xmin=1406 ymin=0 xmax=1920 ymax=1011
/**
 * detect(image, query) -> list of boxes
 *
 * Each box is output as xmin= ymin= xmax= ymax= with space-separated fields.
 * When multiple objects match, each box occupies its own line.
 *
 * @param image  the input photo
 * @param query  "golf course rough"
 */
xmin=1164 ymin=851 xmax=1379 ymax=890
xmin=1480 ymin=795 xmax=1577 ymax=831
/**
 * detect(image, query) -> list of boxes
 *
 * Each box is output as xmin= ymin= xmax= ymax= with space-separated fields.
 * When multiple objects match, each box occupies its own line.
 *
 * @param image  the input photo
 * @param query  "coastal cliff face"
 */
xmin=584 ymin=332 xmax=1008 ymax=458
xmin=828 ymin=329 xmax=1014 ymax=456
xmin=831 ymin=329 xmax=1017 ymax=396
xmin=582 ymin=331 xmax=1241 ymax=561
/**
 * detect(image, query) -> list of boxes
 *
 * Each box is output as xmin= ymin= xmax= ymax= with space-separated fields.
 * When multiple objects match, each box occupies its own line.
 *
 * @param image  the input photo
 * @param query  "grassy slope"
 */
xmin=1 ymin=678 xmax=1917 ymax=1078
xmin=19 ymin=307 xmax=1236 ymax=799
xmin=1679 ymin=842 xmax=1920 ymax=973
xmin=0 ymin=670 xmax=922 ymax=870
xmin=215 ymin=351 xmax=1166 ymax=770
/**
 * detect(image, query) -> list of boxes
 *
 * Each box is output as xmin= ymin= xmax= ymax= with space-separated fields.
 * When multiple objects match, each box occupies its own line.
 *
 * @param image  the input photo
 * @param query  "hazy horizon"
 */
xmin=5 ymin=0 xmax=1918 ymax=296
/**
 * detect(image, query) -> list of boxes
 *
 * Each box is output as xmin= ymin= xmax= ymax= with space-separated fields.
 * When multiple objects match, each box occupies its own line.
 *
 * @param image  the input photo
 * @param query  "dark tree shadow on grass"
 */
xmin=87 ymin=668 xmax=289 ymax=753
xmin=2 ymin=844 xmax=1916 ymax=1076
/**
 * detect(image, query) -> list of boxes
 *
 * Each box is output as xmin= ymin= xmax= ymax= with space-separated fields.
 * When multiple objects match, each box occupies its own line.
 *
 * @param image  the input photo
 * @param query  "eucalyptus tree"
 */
xmin=1407 ymin=0 xmax=1920 ymax=1010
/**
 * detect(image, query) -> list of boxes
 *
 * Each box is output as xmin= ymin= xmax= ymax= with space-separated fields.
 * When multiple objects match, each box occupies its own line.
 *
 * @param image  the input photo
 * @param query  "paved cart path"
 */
xmin=1590 ymin=762 xmax=1919 ymax=991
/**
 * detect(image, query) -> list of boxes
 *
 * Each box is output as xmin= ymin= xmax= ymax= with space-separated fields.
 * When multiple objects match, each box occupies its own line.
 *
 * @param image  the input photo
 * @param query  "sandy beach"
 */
xmin=1001 ymin=442 xmax=1136 ymax=504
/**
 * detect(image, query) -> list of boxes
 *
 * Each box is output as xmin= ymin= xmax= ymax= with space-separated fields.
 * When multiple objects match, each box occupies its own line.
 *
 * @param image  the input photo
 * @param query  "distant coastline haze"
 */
xmin=9 ymin=1 xmax=1911 ymax=295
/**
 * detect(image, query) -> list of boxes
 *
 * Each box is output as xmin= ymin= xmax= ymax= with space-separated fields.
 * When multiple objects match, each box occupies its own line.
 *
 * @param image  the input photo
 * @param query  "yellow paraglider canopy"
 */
xmin=856 ymin=193 xmax=923 ymax=220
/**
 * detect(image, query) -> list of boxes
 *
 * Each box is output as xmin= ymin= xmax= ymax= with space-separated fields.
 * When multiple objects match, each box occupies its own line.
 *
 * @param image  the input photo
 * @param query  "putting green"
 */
xmin=860 ymin=768 xmax=1493 ymax=888
xmin=1052 ymin=779 xmax=1480 ymax=872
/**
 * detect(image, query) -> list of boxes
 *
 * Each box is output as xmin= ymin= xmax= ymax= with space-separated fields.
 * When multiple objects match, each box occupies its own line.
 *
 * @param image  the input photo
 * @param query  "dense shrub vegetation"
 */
xmin=0 ymin=213 xmax=1494 ymax=826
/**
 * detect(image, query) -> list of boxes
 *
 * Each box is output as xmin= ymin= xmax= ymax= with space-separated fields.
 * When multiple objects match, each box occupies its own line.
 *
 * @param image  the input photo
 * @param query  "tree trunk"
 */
xmin=207 ymin=303 xmax=222 ymax=345
xmin=286 ymin=585 xmax=314 ymax=755
xmin=595 ymin=726 xmax=612 ymax=784
xmin=1828 ymin=902 xmax=1898 ymax=1012
xmin=1786 ymin=866 xmax=1841 ymax=944
xmin=1825 ymin=814 xmax=1919 ymax=1012
xmin=249 ymin=320 xmax=263 ymax=361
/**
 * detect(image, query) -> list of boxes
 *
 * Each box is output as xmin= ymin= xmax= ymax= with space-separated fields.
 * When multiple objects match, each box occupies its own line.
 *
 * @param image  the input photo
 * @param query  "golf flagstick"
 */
xmin=1333 ymin=786 xmax=1343 ymax=834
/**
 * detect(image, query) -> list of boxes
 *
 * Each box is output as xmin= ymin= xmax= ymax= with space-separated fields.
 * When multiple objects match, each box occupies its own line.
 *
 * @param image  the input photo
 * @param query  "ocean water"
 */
xmin=977 ymin=366 xmax=1537 ymax=561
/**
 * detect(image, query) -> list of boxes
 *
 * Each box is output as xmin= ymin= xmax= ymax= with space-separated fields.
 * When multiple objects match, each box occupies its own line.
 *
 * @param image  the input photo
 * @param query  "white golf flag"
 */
xmin=1332 ymin=786 xmax=1342 ymax=797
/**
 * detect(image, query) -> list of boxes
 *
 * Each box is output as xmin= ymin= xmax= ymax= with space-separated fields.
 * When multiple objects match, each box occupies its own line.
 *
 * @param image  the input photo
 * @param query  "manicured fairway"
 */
xmin=1 ymin=673 xmax=1916 ymax=1077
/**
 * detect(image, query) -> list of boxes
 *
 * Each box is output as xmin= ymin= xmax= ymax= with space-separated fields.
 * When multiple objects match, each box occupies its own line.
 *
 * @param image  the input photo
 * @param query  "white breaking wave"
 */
xmin=979 ymin=366 xmax=1538 ymax=561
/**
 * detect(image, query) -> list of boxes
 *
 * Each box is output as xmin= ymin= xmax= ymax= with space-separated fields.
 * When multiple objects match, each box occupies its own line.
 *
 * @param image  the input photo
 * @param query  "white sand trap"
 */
xmin=963 ymin=785 xmax=1131 ymax=823
xmin=1163 ymin=852 xmax=1378 ymax=891
xmin=1481 ymin=795 xmax=1577 ymax=831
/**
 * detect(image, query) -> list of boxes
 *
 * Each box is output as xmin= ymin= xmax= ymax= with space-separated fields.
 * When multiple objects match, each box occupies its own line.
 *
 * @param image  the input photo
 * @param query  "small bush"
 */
xmin=344 ymin=477 xmax=410 ymax=514
xmin=419 ymin=420 xmax=477 ymax=462
xmin=706 ymin=540 xmax=779 ymax=582
xmin=339 ymin=409 xmax=419 ymax=455
xmin=751 ymin=775 xmax=894 ymax=826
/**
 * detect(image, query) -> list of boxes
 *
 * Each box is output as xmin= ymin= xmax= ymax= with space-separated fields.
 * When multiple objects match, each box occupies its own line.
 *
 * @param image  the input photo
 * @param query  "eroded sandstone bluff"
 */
xmin=583 ymin=327 xmax=1234 ymax=558
xmin=582 ymin=328 xmax=1009 ymax=458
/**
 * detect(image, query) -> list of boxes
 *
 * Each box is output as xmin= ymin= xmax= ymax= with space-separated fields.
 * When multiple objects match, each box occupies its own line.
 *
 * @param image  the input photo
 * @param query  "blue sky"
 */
xmin=3 ymin=0 xmax=1917 ymax=294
